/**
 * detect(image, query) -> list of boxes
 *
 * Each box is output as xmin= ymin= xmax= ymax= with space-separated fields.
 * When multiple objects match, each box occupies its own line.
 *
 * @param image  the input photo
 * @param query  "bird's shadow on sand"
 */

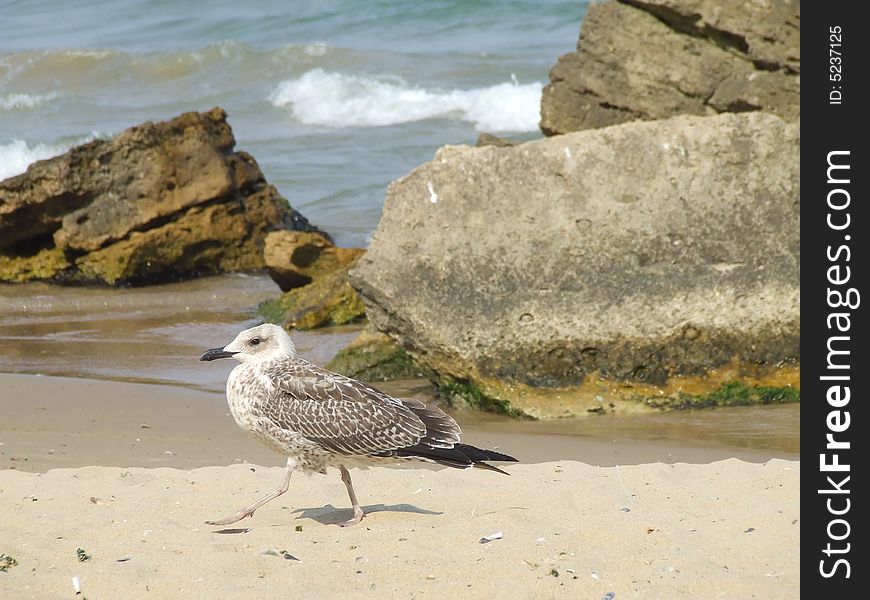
xmin=290 ymin=503 xmax=442 ymax=526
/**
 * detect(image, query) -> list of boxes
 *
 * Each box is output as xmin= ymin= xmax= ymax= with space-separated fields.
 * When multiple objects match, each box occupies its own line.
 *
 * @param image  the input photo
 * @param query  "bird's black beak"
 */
xmin=200 ymin=347 xmax=236 ymax=362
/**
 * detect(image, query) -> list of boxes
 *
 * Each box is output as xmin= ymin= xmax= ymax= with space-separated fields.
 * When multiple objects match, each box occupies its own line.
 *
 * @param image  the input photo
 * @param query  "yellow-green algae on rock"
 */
xmin=436 ymin=361 xmax=800 ymax=419
xmin=258 ymin=261 xmax=366 ymax=330
xmin=0 ymin=247 xmax=71 ymax=283
xmin=326 ymin=328 xmax=419 ymax=381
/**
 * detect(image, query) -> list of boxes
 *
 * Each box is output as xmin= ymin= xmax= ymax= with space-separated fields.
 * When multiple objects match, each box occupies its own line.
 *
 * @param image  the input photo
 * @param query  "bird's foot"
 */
xmin=205 ymin=509 xmax=254 ymax=526
xmin=339 ymin=506 xmax=365 ymax=527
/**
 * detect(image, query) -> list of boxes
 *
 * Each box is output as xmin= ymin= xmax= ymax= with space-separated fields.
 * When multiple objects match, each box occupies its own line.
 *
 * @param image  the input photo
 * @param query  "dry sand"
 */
xmin=1 ymin=460 xmax=798 ymax=599
xmin=1 ymin=373 xmax=800 ymax=598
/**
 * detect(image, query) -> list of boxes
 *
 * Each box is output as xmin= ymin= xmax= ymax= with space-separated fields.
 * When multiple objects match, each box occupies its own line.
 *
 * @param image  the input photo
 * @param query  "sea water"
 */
xmin=0 ymin=0 xmax=588 ymax=246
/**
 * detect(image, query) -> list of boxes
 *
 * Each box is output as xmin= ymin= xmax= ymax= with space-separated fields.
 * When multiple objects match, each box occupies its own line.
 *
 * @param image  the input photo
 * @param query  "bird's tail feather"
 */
xmin=454 ymin=443 xmax=518 ymax=463
xmin=391 ymin=443 xmax=517 ymax=475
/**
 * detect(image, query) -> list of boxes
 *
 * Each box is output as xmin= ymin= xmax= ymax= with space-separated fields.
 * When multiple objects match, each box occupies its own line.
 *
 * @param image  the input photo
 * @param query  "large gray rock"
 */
xmin=540 ymin=0 xmax=800 ymax=135
xmin=351 ymin=112 xmax=799 ymax=416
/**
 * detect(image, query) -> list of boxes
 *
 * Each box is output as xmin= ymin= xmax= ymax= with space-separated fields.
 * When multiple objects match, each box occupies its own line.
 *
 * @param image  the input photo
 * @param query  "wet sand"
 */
xmin=0 ymin=374 xmax=797 ymax=473
xmin=0 ymin=274 xmax=358 ymax=391
xmin=0 ymin=274 xmax=799 ymax=463
xmin=1 ymin=272 xmax=799 ymax=470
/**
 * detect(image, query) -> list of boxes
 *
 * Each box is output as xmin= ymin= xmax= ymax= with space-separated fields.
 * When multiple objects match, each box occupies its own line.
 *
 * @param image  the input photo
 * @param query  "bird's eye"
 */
xmin=250 ymin=338 xmax=261 ymax=346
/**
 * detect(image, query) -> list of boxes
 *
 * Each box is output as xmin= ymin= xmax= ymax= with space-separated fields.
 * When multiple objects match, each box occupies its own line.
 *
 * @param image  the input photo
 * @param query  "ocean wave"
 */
xmin=1 ymin=44 xmax=368 ymax=109
xmin=0 ymin=92 xmax=59 ymax=111
xmin=302 ymin=42 xmax=331 ymax=57
xmin=62 ymin=49 xmax=116 ymax=59
xmin=269 ymin=69 xmax=542 ymax=132
xmin=0 ymin=140 xmax=62 ymax=181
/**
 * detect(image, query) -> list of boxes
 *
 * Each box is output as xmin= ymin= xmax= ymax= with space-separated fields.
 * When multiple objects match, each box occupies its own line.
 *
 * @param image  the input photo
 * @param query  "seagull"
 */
xmin=200 ymin=323 xmax=516 ymax=527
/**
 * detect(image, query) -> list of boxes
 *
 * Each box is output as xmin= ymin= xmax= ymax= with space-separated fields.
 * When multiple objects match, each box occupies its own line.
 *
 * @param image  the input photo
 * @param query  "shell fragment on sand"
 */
xmin=479 ymin=531 xmax=503 ymax=543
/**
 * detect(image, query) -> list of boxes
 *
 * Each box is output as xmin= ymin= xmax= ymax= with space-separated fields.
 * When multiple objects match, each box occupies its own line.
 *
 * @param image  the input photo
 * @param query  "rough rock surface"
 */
xmin=351 ymin=112 xmax=799 ymax=415
xmin=540 ymin=0 xmax=800 ymax=135
xmin=264 ymin=230 xmax=364 ymax=292
xmin=326 ymin=327 xmax=421 ymax=382
xmin=258 ymin=255 xmax=366 ymax=330
xmin=0 ymin=108 xmax=319 ymax=285
xmin=475 ymin=133 xmax=519 ymax=148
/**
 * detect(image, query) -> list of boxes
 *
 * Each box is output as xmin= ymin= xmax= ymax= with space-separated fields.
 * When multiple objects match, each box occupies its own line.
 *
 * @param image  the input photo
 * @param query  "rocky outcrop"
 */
xmin=0 ymin=108 xmax=320 ymax=285
xmin=258 ymin=254 xmax=366 ymax=330
xmin=258 ymin=230 xmax=368 ymax=330
xmin=351 ymin=112 xmax=799 ymax=417
xmin=540 ymin=0 xmax=800 ymax=135
xmin=264 ymin=230 xmax=364 ymax=292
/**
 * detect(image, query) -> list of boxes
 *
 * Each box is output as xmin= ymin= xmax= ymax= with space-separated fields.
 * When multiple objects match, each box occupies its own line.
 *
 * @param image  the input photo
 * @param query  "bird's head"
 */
xmin=199 ymin=323 xmax=296 ymax=364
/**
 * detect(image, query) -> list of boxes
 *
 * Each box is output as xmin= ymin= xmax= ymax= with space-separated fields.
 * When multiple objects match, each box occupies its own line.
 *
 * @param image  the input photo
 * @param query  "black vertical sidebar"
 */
xmin=803 ymin=2 xmax=867 ymax=595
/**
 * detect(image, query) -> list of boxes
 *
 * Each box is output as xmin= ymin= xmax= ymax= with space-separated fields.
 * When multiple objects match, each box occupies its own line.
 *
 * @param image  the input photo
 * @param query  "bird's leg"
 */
xmin=338 ymin=465 xmax=365 ymax=527
xmin=206 ymin=459 xmax=295 ymax=526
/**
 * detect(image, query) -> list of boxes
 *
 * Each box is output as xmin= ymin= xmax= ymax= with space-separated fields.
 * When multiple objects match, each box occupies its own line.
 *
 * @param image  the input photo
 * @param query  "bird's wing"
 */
xmin=257 ymin=358 xmax=432 ymax=456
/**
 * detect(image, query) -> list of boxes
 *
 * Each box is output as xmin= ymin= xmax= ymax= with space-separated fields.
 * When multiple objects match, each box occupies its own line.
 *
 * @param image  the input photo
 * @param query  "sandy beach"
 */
xmin=0 ymin=277 xmax=800 ymax=598
xmin=1 ymin=0 xmax=805 ymax=595
xmin=0 ymin=275 xmax=800 ymax=599
xmin=1 ymin=373 xmax=799 ymax=598
xmin=0 ymin=459 xmax=799 ymax=599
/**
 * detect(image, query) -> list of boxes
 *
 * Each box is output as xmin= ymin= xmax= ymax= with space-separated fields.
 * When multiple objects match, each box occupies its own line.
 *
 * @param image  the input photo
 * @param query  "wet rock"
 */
xmin=0 ymin=108 xmax=321 ymax=285
xmin=351 ymin=112 xmax=799 ymax=416
xmin=540 ymin=0 xmax=800 ymax=135
xmin=264 ymin=230 xmax=364 ymax=292
xmin=258 ymin=257 xmax=366 ymax=330
xmin=0 ymin=247 xmax=72 ymax=283
xmin=326 ymin=327 xmax=420 ymax=381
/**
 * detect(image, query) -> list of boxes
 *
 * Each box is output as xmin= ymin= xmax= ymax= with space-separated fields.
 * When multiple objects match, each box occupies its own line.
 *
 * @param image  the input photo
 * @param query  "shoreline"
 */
xmin=1 ymin=373 xmax=798 ymax=473
xmin=1 ymin=372 xmax=800 ymax=598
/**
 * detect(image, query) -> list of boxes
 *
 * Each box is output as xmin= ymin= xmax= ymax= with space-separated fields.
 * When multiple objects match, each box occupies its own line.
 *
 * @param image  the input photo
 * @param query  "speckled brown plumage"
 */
xmin=200 ymin=323 xmax=516 ymax=527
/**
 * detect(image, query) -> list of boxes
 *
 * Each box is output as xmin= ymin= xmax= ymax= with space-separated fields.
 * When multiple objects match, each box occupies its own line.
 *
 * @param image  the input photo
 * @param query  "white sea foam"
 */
xmin=0 ymin=140 xmax=64 ymax=180
xmin=303 ymin=42 xmax=330 ymax=57
xmin=270 ymin=69 xmax=542 ymax=132
xmin=0 ymin=135 xmax=99 ymax=181
xmin=0 ymin=92 xmax=59 ymax=111
xmin=63 ymin=49 xmax=115 ymax=59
